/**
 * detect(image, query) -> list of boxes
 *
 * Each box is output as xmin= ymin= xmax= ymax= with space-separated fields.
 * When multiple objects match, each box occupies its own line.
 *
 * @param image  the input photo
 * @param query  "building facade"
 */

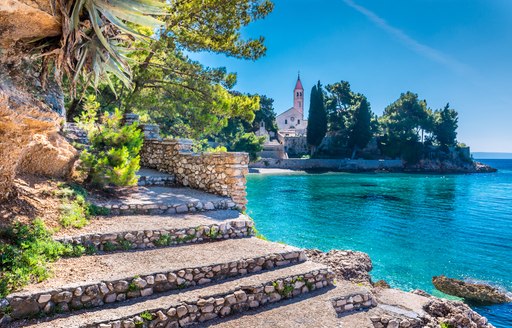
xmin=276 ymin=75 xmax=308 ymax=136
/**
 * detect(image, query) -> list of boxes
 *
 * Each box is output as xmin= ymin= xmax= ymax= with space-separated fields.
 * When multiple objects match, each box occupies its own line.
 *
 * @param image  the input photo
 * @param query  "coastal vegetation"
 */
xmin=307 ymin=82 xmax=328 ymax=155
xmin=0 ymin=0 xmax=274 ymax=301
xmin=307 ymin=80 xmax=463 ymax=163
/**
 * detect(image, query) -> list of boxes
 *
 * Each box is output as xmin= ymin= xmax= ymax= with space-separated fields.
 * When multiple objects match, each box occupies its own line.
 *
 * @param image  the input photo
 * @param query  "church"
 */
xmin=276 ymin=75 xmax=308 ymax=136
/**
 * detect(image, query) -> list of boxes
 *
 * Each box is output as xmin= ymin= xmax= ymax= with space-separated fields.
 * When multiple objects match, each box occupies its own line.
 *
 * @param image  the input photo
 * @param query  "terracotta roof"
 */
xmin=294 ymin=76 xmax=303 ymax=90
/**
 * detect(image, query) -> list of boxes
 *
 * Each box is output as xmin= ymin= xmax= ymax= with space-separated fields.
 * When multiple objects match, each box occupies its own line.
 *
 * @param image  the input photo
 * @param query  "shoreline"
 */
xmin=250 ymin=159 xmax=497 ymax=175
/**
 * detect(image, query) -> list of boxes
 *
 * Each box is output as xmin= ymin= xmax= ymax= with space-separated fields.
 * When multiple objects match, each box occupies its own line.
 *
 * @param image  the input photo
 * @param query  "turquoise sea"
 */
xmin=246 ymin=159 xmax=512 ymax=327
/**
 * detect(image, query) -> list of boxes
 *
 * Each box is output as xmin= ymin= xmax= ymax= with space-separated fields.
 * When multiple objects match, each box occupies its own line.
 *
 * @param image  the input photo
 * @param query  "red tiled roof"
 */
xmin=294 ymin=76 xmax=303 ymax=90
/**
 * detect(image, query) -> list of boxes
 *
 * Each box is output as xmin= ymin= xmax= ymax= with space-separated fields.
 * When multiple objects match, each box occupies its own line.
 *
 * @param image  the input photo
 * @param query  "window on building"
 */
xmin=298 ymin=119 xmax=300 ymax=124
xmin=285 ymin=119 xmax=288 ymax=124
xmin=299 ymin=101 xmax=301 ymax=108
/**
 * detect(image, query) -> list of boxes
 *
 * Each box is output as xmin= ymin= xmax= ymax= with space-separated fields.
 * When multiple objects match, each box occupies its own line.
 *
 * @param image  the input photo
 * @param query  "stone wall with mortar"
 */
xmin=56 ymin=218 xmax=254 ymax=252
xmin=87 ymin=268 xmax=333 ymax=328
xmin=251 ymin=158 xmax=404 ymax=171
xmin=7 ymin=250 xmax=307 ymax=320
xmin=331 ymin=291 xmax=376 ymax=314
xmin=140 ymin=137 xmax=249 ymax=210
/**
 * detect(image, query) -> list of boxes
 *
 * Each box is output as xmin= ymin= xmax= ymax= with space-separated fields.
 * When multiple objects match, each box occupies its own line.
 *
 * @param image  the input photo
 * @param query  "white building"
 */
xmin=276 ymin=75 xmax=308 ymax=136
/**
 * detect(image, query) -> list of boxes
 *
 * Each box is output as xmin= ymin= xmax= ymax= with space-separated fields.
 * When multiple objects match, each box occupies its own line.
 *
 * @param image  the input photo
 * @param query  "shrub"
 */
xmin=56 ymin=183 xmax=92 ymax=228
xmin=77 ymin=95 xmax=143 ymax=188
xmin=232 ymin=133 xmax=265 ymax=161
xmin=0 ymin=219 xmax=67 ymax=297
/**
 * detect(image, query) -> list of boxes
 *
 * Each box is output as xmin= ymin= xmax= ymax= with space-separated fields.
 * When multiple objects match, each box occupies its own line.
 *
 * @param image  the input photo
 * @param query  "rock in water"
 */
xmin=432 ymin=275 xmax=512 ymax=304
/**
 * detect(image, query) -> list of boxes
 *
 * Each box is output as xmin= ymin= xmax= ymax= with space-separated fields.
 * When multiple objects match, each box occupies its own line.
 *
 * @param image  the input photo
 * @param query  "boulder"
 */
xmin=0 ymin=0 xmax=61 ymax=47
xmin=17 ymin=132 xmax=78 ymax=178
xmin=432 ymin=275 xmax=512 ymax=304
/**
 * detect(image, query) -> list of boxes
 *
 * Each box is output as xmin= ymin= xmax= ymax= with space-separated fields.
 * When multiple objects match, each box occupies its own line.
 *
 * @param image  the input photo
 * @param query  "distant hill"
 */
xmin=472 ymin=152 xmax=512 ymax=159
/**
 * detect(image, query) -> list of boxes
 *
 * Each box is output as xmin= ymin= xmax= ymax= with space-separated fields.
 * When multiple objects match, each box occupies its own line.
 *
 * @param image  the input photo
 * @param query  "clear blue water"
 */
xmin=246 ymin=159 xmax=512 ymax=327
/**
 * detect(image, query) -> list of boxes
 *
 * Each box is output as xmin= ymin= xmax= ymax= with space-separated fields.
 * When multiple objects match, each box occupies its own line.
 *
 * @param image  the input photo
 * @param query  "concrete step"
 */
xmin=6 ymin=238 xmax=307 ymax=320
xmin=202 ymin=282 xmax=374 ymax=328
xmin=14 ymin=261 xmax=333 ymax=328
xmin=54 ymin=210 xmax=253 ymax=253
xmin=88 ymin=186 xmax=237 ymax=216
xmin=137 ymin=168 xmax=176 ymax=187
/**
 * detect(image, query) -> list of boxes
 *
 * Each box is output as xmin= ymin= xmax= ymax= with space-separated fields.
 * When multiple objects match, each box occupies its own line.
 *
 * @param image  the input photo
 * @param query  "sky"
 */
xmin=191 ymin=0 xmax=512 ymax=152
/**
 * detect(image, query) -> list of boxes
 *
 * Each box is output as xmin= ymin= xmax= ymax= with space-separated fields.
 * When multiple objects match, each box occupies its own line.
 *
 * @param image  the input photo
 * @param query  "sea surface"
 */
xmin=246 ymin=159 xmax=512 ymax=327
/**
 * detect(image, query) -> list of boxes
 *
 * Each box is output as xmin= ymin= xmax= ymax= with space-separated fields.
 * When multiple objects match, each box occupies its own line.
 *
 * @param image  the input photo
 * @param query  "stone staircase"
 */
xmin=3 ymin=168 xmax=481 ymax=328
xmin=4 ymin=170 xmax=337 ymax=328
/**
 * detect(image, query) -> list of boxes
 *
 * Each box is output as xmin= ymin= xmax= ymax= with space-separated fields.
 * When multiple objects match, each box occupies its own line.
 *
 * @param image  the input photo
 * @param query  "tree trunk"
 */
xmin=351 ymin=146 xmax=358 ymax=160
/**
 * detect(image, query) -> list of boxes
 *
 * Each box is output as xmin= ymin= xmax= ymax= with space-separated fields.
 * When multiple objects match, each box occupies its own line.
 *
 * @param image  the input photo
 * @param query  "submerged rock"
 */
xmin=432 ymin=275 xmax=512 ymax=304
xmin=305 ymin=249 xmax=372 ymax=284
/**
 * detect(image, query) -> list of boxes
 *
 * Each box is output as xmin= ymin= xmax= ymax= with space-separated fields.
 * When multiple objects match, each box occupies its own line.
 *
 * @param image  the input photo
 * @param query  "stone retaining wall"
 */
xmin=369 ymin=315 xmax=423 ymax=328
xmin=99 ymin=198 xmax=237 ymax=216
xmin=7 ymin=251 xmax=307 ymax=320
xmin=87 ymin=268 xmax=334 ymax=328
xmin=56 ymin=219 xmax=254 ymax=252
xmin=141 ymin=139 xmax=249 ymax=210
xmin=137 ymin=174 xmax=175 ymax=187
xmin=331 ymin=291 xmax=376 ymax=314
xmin=251 ymin=158 xmax=404 ymax=171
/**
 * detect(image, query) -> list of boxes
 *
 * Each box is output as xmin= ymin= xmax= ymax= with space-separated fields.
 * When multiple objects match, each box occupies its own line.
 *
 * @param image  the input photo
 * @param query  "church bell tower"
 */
xmin=294 ymin=73 xmax=304 ymax=118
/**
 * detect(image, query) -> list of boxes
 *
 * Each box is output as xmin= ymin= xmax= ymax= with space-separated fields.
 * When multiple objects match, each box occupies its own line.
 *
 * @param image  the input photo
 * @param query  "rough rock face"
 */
xmin=17 ymin=132 xmax=78 ymax=178
xmin=0 ymin=0 xmax=61 ymax=47
xmin=423 ymin=298 xmax=495 ymax=328
xmin=305 ymin=249 xmax=373 ymax=284
xmin=433 ymin=275 xmax=512 ymax=304
xmin=0 ymin=60 xmax=66 ymax=202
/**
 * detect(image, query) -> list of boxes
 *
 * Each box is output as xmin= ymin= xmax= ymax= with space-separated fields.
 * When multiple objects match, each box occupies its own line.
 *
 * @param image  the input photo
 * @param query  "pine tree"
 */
xmin=347 ymin=95 xmax=373 ymax=159
xmin=307 ymin=81 xmax=327 ymax=155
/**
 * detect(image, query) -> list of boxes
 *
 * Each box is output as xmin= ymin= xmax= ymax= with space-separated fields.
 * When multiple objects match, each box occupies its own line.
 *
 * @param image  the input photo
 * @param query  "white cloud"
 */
xmin=343 ymin=0 xmax=470 ymax=75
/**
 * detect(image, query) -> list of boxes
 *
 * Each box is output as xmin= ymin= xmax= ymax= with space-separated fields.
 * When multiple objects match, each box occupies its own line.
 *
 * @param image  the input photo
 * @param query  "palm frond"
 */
xmin=41 ymin=0 xmax=168 ymax=97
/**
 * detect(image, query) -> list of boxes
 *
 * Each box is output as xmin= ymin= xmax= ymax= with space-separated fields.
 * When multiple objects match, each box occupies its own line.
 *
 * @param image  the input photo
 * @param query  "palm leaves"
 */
xmin=46 ymin=0 xmax=167 ymax=96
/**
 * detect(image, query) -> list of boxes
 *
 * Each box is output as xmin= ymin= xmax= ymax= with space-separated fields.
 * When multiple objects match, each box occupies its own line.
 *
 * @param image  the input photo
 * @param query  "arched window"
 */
xmin=296 ymin=92 xmax=299 ymax=97
xmin=298 ymin=119 xmax=300 ymax=124
xmin=285 ymin=119 xmax=288 ymax=124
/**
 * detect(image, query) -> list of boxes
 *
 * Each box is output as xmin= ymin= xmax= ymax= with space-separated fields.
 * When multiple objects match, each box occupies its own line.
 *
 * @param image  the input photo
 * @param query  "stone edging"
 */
xmin=7 ymin=251 xmax=307 ymax=320
xmin=86 ymin=268 xmax=334 ymax=328
xmin=97 ymin=199 xmax=237 ymax=216
xmin=55 ymin=219 xmax=255 ymax=253
xmin=369 ymin=314 xmax=423 ymax=328
xmin=331 ymin=291 xmax=376 ymax=314
xmin=137 ymin=174 xmax=176 ymax=187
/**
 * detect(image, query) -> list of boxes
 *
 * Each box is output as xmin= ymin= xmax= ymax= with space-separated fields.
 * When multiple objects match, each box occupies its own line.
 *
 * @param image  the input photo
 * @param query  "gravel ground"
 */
xmin=15 ymin=262 xmax=327 ymax=328
xmin=11 ymin=238 xmax=300 ymax=295
xmin=54 ymin=210 xmax=246 ymax=238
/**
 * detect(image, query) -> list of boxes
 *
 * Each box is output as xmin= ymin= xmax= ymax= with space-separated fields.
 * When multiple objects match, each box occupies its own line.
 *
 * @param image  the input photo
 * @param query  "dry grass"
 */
xmin=0 ymin=174 xmax=64 ymax=230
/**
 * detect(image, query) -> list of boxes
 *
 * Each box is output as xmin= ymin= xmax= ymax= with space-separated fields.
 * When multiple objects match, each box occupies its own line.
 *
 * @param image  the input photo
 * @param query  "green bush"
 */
xmin=0 ymin=219 xmax=69 ymax=297
xmin=232 ymin=133 xmax=265 ymax=161
xmin=77 ymin=95 xmax=143 ymax=188
xmin=56 ymin=183 xmax=97 ymax=228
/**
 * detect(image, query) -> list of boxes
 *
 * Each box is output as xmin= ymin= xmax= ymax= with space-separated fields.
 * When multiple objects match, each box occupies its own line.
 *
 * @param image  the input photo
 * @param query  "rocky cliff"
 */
xmin=0 ymin=1 xmax=74 ymax=202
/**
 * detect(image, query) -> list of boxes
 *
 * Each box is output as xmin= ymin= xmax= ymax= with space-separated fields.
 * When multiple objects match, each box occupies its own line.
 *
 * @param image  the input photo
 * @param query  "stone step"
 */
xmin=88 ymin=186 xmax=237 ymax=216
xmin=137 ymin=168 xmax=176 ymax=187
xmin=201 ymin=282 xmax=372 ymax=328
xmin=6 ymin=238 xmax=307 ymax=320
xmin=54 ymin=210 xmax=254 ymax=252
xmin=14 ymin=261 xmax=333 ymax=328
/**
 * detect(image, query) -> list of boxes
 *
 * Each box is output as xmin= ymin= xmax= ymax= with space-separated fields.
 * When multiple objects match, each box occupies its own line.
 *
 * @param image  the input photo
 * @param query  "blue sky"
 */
xmin=191 ymin=0 xmax=512 ymax=152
